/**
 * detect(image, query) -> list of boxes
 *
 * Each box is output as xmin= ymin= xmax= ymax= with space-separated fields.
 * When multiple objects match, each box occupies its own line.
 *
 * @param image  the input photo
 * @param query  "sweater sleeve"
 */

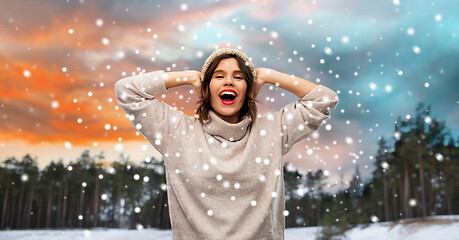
xmin=114 ymin=70 xmax=189 ymax=155
xmin=278 ymin=85 xmax=340 ymax=156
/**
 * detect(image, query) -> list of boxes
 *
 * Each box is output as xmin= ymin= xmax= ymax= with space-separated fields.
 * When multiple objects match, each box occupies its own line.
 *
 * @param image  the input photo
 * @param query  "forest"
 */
xmin=1 ymin=103 xmax=457 ymax=231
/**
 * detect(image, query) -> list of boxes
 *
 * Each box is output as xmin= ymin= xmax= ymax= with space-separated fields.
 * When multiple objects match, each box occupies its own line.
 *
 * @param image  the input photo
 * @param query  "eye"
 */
xmin=235 ymin=76 xmax=243 ymax=80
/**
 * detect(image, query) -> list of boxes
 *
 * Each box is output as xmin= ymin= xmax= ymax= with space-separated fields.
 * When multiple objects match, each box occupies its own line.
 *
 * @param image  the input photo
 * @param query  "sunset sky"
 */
xmin=1 ymin=0 xmax=458 ymax=188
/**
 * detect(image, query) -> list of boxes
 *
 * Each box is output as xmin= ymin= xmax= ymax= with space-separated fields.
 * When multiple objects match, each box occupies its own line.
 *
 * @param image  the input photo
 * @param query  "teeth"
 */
xmin=220 ymin=91 xmax=236 ymax=97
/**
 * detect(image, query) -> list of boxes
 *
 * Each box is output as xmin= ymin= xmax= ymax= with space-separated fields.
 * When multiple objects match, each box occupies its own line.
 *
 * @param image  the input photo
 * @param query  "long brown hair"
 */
xmin=196 ymin=54 xmax=259 ymax=124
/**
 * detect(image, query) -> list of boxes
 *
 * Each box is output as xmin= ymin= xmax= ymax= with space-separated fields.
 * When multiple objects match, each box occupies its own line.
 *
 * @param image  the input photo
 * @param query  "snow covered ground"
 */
xmin=1 ymin=215 xmax=458 ymax=240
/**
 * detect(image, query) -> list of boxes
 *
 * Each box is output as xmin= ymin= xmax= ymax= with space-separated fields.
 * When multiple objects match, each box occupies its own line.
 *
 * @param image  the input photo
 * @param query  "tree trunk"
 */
xmin=22 ymin=186 xmax=29 ymax=228
xmin=160 ymin=190 xmax=169 ymax=229
xmin=9 ymin=190 xmax=16 ymax=229
xmin=36 ymin=194 xmax=43 ymax=228
xmin=354 ymin=198 xmax=360 ymax=224
xmin=0 ymin=186 xmax=8 ymax=228
xmin=16 ymin=183 xmax=25 ymax=228
xmin=383 ymin=174 xmax=390 ymax=221
xmin=93 ymin=176 xmax=99 ymax=228
xmin=56 ymin=183 xmax=63 ymax=228
xmin=1 ymin=187 xmax=8 ymax=227
xmin=292 ymin=198 xmax=298 ymax=227
xmin=157 ymin=190 xmax=164 ymax=227
xmin=61 ymin=180 xmax=68 ymax=228
xmin=151 ymin=191 xmax=158 ymax=228
xmin=426 ymin=174 xmax=434 ymax=215
xmin=79 ymin=183 xmax=85 ymax=228
xmin=399 ymin=179 xmax=404 ymax=219
xmin=123 ymin=204 xmax=128 ymax=229
xmin=22 ymin=186 xmax=31 ymax=228
xmin=46 ymin=186 xmax=52 ymax=228
xmin=418 ymin=153 xmax=427 ymax=218
xmin=412 ymin=176 xmax=420 ymax=218
xmin=71 ymin=203 xmax=77 ymax=228
xmin=310 ymin=196 xmax=315 ymax=226
xmin=443 ymin=162 xmax=452 ymax=215
xmin=114 ymin=184 xmax=121 ymax=228
xmin=403 ymin=158 xmax=411 ymax=219
xmin=316 ymin=196 xmax=322 ymax=225
xmin=86 ymin=199 xmax=92 ymax=229
xmin=392 ymin=187 xmax=398 ymax=221
xmin=446 ymin=192 xmax=452 ymax=215
xmin=306 ymin=197 xmax=311 ymax=226
xmin=25 ymin=187 xmax=34 ymax=228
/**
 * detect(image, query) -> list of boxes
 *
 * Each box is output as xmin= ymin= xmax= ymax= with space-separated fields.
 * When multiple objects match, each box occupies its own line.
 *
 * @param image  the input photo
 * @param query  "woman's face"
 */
xmin=209 ymin=57 xmax=247 ymax=123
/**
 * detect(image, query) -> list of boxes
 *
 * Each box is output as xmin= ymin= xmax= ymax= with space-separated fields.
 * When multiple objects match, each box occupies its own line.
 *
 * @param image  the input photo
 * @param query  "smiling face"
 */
xmin=196 ymin=53 xmax=258 ymax=125
xmin=209 ymin=57 xmax=247 ymax=123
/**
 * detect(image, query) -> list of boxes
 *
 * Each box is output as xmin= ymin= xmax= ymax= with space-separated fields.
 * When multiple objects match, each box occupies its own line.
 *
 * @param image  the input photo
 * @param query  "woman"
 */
xmin=114 ymin=47 xmax=339 ymax=239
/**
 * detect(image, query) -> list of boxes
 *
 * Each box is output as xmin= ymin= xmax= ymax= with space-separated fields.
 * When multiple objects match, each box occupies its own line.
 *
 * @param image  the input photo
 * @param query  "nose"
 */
xmin=223 ymin=77 xmax=234 ymax=86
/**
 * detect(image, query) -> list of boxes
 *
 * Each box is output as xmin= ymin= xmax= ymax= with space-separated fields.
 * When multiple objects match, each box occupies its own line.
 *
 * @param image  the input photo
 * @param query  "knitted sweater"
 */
xmin=114 ymin=70 xmax=339 ymax=240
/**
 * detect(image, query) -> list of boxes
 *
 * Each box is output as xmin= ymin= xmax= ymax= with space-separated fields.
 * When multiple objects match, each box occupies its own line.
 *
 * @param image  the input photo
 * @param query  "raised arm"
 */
xmin=163 ymin=70 xmax=202 ymax=97
xmin=255 ymin=68 xmax=319 ymax=98
xmin=114 ymin=70 xmax=201 ymax=154
xmin=255 ymin=67 xmax=340 ymax=156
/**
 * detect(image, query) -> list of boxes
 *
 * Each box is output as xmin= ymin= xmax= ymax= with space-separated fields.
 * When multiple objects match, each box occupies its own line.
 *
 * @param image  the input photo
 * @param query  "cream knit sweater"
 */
xmin=114 ymin=70 xmax=339 ymax=239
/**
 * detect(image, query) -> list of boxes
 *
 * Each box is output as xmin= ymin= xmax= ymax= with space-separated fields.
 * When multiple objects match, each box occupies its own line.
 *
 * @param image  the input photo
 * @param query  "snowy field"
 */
xmin=1 ymin=215 xmax=458 ymax=240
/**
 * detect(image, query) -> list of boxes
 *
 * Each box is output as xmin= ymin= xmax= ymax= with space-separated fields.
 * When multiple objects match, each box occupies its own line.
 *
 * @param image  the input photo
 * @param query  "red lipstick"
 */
xmin=219 ymin=89 xmax=238 ymax=105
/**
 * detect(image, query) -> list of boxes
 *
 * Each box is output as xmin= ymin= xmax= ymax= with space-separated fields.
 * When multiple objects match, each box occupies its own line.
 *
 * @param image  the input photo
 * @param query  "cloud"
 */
xmin=1 ymin=0 xmax=458 ymax=184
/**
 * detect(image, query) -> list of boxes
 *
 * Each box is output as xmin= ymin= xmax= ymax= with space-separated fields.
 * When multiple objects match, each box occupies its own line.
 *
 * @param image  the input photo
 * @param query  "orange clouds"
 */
xmin=0 ymin=50 xmax=202 ymax=146
xmin=0 ymin=0 xmax=324 ymax=151
xmin=0 ymin=55 xmax=110 ymax=145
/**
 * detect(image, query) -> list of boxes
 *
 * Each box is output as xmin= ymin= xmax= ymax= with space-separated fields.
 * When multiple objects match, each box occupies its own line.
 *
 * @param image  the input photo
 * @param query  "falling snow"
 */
xmin=1 ymin=0 xmax=458 ymax=236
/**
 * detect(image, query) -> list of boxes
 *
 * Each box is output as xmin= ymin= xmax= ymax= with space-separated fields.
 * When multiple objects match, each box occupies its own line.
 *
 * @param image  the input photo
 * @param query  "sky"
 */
xmin=0 ymin=0 xmax=458 ymax=190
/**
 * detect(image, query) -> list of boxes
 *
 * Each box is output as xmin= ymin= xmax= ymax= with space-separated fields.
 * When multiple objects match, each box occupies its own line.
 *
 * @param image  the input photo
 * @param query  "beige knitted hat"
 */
xmin=200 ymin=48 xmax=257 ymax=82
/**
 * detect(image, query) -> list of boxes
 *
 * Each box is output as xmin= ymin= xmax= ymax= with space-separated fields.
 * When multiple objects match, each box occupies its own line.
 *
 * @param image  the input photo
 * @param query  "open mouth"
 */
xmin=219 ymin=90 xmax=237 ymax=105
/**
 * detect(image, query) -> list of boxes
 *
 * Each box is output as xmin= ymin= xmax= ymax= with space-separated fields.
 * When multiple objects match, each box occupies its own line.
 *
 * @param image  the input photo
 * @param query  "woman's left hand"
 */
xmin=254 ymin=68 xmax=271 ymax=98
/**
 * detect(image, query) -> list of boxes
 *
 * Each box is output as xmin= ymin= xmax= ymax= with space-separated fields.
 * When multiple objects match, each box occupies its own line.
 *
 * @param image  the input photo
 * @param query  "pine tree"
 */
xmin=373 ymin=137 xmax=391 ymax=221
xmin=316 ymin=196 xmax=351 ymax=240
xmin=283 ymin=163 xmax=303 ymax=227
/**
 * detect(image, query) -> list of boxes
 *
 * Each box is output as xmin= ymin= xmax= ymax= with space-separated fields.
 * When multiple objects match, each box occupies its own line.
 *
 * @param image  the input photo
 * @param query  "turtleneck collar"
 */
xmin=202 ymin=109 xmax=252 ymax=142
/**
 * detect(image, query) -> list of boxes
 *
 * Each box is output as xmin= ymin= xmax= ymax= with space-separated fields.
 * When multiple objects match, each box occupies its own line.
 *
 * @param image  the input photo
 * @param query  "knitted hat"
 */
xmin=200 ymin=48 xmax=257 ymax=82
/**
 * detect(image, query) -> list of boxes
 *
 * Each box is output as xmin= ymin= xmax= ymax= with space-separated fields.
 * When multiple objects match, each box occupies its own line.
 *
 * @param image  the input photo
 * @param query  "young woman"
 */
xmin=114 ymin=48 xmax=339 ymax=239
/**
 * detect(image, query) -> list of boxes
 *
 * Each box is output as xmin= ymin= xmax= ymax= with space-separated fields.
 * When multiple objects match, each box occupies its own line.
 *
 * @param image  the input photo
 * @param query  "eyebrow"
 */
xmin=213 ymin=70 xmax=243 ymax=75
